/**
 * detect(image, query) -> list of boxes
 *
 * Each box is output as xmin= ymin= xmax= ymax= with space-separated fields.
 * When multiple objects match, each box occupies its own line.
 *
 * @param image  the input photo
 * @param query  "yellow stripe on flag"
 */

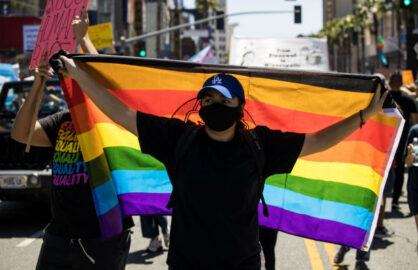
xmin=370 ymin=112 xmax=400 ymax=128
xmin=81 ymin=62 xmax=204 ymax=91
xmin=78 ymin=129 xmax=104 ymax=162
xmin=291 ymin=159 xmax=382 ymax=194
xmin=78 ymin=123 xmax=140 ymax=162
xmin=248 ymin=77 xmax=374 ymax=117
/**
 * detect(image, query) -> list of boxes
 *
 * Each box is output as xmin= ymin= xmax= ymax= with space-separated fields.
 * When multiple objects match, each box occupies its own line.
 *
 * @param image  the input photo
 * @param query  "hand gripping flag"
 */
xmin=59 ymin=54 xmax=404 ymax=250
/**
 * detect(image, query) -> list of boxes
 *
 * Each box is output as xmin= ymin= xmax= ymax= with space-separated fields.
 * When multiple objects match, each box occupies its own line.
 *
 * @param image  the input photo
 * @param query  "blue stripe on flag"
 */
xmin=111 ymin=170 xmax=172 ymax=194
xmin=92 ymin=180 xmax=119 ymax=216
xmin=263 ymin=184 xmax=373 ymax=231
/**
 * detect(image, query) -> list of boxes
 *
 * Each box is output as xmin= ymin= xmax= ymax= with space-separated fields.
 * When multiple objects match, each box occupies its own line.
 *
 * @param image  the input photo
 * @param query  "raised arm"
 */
xmin=299 ymin=84 xmax=388 ymax=157
xmin=72 ymin=9 xmax=98 ymax=55
xmin=11 ymin=64 xmax=54 ymax=146
xmin=59 ymin=56 xmax=138 ymax=135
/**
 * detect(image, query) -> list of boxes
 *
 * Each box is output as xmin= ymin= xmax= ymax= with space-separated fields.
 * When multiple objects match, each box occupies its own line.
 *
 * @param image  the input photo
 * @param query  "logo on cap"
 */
xmin=212 ymin=75 xmax=222 ymax=85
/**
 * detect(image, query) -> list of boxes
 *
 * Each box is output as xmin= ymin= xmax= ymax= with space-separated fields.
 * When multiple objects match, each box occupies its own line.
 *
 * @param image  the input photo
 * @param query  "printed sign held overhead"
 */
xmin=23 ymin=25 xmax=40 ymax=52
xmin=88 ymin=22 xmax=113 ymax=49
xmin=29 ymin=0 xmax=90 ymax=69
xmin=402 ymin=70 xmax=415 ymax=85
xmin=229 ymin=37 xmax=329 ymax=72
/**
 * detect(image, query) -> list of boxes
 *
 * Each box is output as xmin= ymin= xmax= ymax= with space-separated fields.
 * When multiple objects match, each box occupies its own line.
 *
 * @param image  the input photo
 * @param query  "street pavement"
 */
xmin=123 ymin=192 xmax=418 ymax=270
xmin=1 ymin=186 xmax=417 ymax=270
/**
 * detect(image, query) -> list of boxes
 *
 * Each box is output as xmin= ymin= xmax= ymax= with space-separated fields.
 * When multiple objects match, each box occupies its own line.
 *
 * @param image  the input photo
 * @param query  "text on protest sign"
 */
xmin=29 ymin=0 xmax=89 ymax=69
xmin=88 ymin=22 xmax=113 ymax=49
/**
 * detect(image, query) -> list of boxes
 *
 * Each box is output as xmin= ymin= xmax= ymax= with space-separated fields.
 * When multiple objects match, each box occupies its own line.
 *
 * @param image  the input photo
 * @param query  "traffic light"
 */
xmin=294 ymin=5 xmax=302 ymax=24
xmin=401 ymin=0 xmax=413 ymax=8
xmin=216 ymin=11 xmax=225 ymax=30
xmin=138 ymin=41 xmax=146 ymax=57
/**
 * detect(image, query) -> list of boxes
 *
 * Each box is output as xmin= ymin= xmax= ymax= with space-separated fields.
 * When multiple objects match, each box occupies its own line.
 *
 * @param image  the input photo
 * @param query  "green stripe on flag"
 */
xmin=104 ymin=147 xmax=166 ymax=171
xmin=86 ymin=146 xmax=167 ymax=189
xmin=86 ymin=153 xmax=112 ymax=189
xmin=266 ymin=174 xmax=377 ymax=212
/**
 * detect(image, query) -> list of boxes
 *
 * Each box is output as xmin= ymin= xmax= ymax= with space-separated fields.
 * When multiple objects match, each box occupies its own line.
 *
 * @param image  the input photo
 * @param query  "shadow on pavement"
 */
xmin=385 ymin=209 xmax=405 ymax=219
xmin=127 ymin=249 xmax=167 ymax=265
xmin=371 ymin=238 xmax=393 ymax=250
xmin=333 ymin=264 xmax=348 ymax=270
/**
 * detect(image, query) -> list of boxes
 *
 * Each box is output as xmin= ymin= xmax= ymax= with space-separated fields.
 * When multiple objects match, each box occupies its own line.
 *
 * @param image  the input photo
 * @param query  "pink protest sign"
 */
xmin=29 ymin=0 xmax=89 ymax=69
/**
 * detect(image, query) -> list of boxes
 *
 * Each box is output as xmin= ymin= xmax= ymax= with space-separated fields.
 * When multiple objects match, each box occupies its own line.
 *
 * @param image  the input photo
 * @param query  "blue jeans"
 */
xmin=140 ymin=215 xmax=168 ymax=239
xmin=407 ymin=167 xmax=418 ymax=215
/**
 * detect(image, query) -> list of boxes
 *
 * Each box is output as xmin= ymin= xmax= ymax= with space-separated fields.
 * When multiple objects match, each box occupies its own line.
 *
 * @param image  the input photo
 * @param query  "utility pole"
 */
xmin=173 ymin=8 xmax=181 ymax=59
xmin=133 ymin=0 xmax=144 ymax=56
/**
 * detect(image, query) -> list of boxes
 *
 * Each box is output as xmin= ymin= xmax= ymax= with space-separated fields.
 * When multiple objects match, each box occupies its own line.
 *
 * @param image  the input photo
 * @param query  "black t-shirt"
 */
xmin=391 ymin=91 xmax=418 ymax=157
xmin=40 ymin=110 xmax=133 ymax=238
xmin=136 ymin=111 xmax=305 ymax=269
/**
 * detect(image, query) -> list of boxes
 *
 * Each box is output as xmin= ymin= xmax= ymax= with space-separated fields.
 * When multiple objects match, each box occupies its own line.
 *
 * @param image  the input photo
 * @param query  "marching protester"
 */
xmin=388 ymin=72 xmax=418 ymax=212
xmin=56 ymin=54 xmax=387 ymax=269
xmin=333 ymin=245 xmax=371 ymax=270
xmin=140 ymin=215 xmax=170 ymax=252
xmin=11 ymin=10 xmax=134 ymax=270
xmin=405 ymin=124 xmax=418 ymax=253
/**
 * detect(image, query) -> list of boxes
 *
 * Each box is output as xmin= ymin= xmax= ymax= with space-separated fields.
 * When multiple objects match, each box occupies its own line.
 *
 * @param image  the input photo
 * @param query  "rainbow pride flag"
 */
xmin=60 ymin=54 xmax=404 ymax=250
xmin=188 ymin=45 xmax=214 ymax=63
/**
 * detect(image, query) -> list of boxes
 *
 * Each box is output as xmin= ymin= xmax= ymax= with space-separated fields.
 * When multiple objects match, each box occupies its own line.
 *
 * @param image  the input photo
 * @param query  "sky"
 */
xmin=183 ymin=0 xmax=323 ymax=38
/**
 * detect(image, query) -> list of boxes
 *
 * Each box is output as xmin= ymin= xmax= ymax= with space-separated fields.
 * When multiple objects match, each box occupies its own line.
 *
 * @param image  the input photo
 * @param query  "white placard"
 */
xmin=23 ymin=25 xmax=40 ymax=52
xmin=229 ymin=37 xmax=329 ymax=71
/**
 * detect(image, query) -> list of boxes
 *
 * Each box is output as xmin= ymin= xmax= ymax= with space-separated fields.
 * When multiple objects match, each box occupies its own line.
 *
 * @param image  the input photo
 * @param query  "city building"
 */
xmin=322 ymin=0 xmax=407 ymax=75
xmin=210 ymin=0 xmax=227 ymax=64
xmin=0 ymin=0 xmax=230 ymax=64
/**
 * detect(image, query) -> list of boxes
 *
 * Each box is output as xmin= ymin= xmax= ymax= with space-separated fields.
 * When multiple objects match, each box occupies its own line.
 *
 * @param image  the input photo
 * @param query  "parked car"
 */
xmin=0 ymin=78 xmax=66 ymax=202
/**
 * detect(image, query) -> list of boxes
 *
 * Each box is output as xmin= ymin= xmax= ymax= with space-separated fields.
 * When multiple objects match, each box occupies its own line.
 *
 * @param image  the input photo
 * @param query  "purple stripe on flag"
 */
xmin=259 ymin=204 xmax=367 ymax=249
xmin=118 ymin=193 xmax=172 ymax=216
xmin=98 ymin=204 xmax=123 ymax=240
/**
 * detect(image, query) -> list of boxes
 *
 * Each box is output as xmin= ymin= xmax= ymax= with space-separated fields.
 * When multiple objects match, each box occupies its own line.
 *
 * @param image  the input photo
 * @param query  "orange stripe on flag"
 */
xmin=302 ymin=141 xmax=387 ymax=176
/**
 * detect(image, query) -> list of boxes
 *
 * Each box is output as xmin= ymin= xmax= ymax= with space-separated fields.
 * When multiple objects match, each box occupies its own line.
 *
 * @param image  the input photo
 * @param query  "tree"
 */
xmin=318 ymin=0 xmax=389 ymax=72
xmin=319 ymin=16 xmax=354 ymax=72
xmin=390 ymin=0 xmax=404 ymax=68
xmin=353 ymin=2 xmax=373 ymax=73
xmin=359 ymin=0 xmax=388 ymax=70
xmin=195 ymin=0 xmax=219 ymax=14
xmin=195 ymin=0 xmax=219 ymax=28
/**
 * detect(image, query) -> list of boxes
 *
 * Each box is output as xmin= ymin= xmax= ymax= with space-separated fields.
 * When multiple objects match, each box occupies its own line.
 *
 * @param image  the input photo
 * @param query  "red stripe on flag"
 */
xmin=246 ymin=99 xmax=395 ymax=154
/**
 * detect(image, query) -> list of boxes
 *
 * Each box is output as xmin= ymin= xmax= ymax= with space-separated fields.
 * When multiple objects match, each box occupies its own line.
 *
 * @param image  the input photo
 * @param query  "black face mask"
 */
xmin=199 ymin=102 xmax=241 ymax=131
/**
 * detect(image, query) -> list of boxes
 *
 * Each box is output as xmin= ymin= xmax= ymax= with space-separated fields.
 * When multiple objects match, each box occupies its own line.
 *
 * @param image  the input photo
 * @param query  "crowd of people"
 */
xmin=333 ymin=71 xmax=418 ymax=270
xmin=9 ymin=10 xmax=418 ymax=270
